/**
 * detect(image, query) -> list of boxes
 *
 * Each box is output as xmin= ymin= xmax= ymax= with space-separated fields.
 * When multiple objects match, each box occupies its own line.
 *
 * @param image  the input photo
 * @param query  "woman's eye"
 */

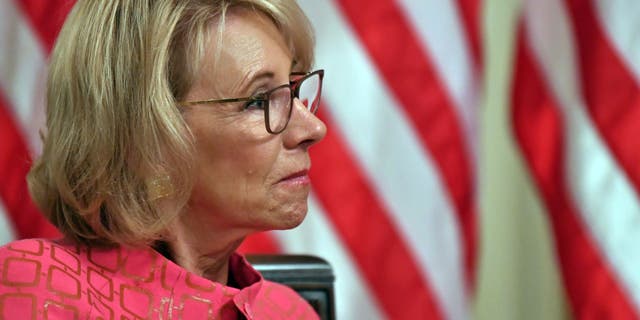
xmin=244 ymin=99 xmax=267 ymax=110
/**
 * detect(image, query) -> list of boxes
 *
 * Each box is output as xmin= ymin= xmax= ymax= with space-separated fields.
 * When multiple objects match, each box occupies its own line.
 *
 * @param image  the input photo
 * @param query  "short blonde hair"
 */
xmin=28 ymin=0 xmax=315 ymax=247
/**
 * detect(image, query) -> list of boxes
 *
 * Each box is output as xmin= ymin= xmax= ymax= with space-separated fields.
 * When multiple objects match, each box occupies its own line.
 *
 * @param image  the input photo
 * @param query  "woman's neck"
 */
xmin=163 ymin=219 xmax=246 ymax=284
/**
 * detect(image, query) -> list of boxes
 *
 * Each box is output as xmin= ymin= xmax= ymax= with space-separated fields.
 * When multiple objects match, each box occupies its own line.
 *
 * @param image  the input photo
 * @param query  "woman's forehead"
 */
xmin=199 ymin=9 xmax=293 ymax=95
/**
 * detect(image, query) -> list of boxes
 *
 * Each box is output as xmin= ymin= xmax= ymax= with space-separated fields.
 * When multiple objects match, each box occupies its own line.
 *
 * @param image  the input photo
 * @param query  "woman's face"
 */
xmin=181 ymin=9 xmax=326 ymax=234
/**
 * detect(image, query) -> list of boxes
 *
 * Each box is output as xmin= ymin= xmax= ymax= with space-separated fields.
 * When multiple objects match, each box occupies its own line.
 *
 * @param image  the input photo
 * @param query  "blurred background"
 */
xmin=2 ymin=0 xmax=639 ymax=319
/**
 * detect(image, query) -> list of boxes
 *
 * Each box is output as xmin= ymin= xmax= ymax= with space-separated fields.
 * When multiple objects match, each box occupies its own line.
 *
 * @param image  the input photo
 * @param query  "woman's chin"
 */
xmin=270 ymin=202 xmax=309 ymax=230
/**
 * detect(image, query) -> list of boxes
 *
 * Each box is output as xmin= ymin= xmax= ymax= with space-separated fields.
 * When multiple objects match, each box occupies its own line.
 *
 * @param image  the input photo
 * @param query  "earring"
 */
xmin=146 ymin=175 xmax=173 ymax=201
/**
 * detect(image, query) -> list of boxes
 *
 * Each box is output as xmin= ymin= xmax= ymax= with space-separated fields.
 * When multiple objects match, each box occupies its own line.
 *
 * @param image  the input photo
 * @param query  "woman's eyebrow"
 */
xmin=237 ymin=70 xmax=275 ymax=94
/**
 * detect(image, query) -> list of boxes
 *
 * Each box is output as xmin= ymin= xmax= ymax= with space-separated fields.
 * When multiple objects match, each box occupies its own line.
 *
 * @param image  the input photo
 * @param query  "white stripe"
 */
xmin=298 ymin=1 xmax=469 ymax=319
xmin=0 ymin=201 xmax=16 ymax=246
xmin=396 ymin=0 xmax=479 ymax=163
xmin=274 ymin=194 xmax=385 ymax=320
xmin=593 ymin=0 xmax=640 ymax=85
xmin=525 ymin=0 xmax=640 ymax=312
xmin=0 ymin=0 xmax=48 ymax=155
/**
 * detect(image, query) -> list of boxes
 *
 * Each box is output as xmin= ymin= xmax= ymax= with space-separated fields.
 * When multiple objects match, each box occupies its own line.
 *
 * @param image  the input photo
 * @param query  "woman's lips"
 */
xmin=279 ymin=169 xmax=310 ymax=186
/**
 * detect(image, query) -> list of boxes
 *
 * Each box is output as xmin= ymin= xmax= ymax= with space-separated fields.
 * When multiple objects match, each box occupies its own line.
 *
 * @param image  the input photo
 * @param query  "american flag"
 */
xmin=4 ymin=0 xmax=639 ymax=319
xmin=513 ymin=0 xmax=640 ymax=318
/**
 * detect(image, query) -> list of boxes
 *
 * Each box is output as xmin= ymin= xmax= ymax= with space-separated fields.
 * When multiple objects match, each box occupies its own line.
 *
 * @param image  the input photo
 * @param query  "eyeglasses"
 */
xmin=179 ymin=69 xmax=324 ymax=134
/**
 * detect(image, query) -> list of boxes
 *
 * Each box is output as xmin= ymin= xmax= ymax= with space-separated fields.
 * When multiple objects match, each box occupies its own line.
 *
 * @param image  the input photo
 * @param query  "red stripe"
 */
xmin=0 ymin=91 xmax=59 ymax=239
xmin=238 ymin=231 xmax=282 ymax=254
xmin=336 ymin=0 xmax=477 ymax=288
xmin=563 ymin=0 xmax=640 ymax=198
xmin=15 ymin=0 xmax=75 ymax=53
xmin=511 ymin=27 xmax=636 ymax=318
xmin=456 ymin=0 xmax=482 ymax=68
xmin=310 ymin=108 xmax=444 ymax=319
xmin=1 ymin=0 xmax=73 ymax=241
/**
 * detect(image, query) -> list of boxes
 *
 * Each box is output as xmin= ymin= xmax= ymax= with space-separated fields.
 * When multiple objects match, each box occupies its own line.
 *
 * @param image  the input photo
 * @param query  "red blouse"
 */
xmin=0 ymin=239 xmax=318 ymax=319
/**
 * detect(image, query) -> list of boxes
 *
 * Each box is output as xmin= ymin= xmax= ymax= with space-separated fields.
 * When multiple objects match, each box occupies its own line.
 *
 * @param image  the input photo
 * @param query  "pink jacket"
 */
xmin=0 ymin=239 xmax=319 ymax=319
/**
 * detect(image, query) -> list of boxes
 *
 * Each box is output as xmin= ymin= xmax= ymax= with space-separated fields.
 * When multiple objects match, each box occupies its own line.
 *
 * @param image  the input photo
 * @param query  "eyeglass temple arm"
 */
xmin=178 ymin=96 xmax=263 ymax=107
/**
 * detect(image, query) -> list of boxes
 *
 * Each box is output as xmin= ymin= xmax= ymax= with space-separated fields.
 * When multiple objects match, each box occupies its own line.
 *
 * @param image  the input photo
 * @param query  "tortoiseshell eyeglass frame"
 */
xmin=178 ymin=69 xmax=324 ymax=134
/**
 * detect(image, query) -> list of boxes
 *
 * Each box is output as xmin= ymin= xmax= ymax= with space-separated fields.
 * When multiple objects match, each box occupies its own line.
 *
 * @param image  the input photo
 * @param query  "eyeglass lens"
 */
xmin=298 ymin=73 xmax=321 ymax=114
xmin=268 ymin=86 xmax=292 ymax=133
xmin=268 ymin=72 xmax=321 ymax=133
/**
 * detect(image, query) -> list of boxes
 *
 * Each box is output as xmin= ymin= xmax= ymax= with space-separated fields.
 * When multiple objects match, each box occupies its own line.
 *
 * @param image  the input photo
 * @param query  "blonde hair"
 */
xmin=28 ymin=0 xmax=315 ymax=247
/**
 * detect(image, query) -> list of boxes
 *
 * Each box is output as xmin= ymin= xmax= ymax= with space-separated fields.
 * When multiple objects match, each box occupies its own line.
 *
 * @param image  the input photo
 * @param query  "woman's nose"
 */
xmin=282 ymin=97 xmax=327 ymax=149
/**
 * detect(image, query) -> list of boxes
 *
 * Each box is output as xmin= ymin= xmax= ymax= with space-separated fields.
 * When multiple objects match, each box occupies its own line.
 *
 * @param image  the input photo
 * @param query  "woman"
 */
xmin=0 ymin=0 xmax=326 ymax=319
